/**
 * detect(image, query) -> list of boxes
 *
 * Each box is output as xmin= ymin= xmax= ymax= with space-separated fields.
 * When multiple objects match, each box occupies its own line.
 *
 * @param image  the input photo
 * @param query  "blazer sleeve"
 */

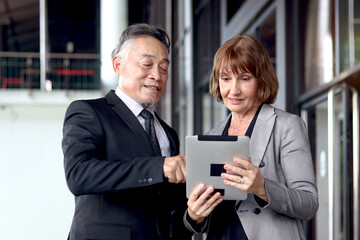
xmin=261 ymin=114 xmax=319 ymax=221
xmin=62 ymin=100 xmax=166 ymax=196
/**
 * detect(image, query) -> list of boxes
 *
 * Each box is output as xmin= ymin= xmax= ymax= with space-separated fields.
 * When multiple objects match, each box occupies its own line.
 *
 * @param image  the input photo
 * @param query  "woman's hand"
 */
xmin=187 ymin=183 xmax=223 ymax=224
xmin=221 ymin=157 xmax=269 ymax=202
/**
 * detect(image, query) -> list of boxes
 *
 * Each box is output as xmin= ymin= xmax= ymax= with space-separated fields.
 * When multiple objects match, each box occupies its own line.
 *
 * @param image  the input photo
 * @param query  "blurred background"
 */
xmin=0 ymin=0 xmax=359 ymax=239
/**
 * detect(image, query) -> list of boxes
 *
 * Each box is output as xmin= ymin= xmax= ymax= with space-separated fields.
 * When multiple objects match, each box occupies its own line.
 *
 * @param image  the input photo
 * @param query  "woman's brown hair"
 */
xmin=209 ymin=34 xmax=279 ymax=104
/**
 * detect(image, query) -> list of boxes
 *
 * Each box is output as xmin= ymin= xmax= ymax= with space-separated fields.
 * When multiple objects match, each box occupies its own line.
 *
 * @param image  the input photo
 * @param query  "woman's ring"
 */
xmin=239 ymin=177 xmax=244 ymax=184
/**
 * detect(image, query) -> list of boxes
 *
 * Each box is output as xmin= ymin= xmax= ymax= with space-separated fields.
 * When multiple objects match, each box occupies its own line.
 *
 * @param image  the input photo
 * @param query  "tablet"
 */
xmin=185 ymin=135 xmax=249 ymax=200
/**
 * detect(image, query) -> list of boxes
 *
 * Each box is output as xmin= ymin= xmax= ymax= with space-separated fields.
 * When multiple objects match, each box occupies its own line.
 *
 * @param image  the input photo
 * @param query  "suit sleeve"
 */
xmin=62 ymin=100 xmax=165 ymax=196
xmin=261 ymin=115 xmax=319 ymax=221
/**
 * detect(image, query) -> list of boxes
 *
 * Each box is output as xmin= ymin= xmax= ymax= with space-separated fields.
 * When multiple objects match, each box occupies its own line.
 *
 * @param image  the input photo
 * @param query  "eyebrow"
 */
xmin=220 ymin=69 xmax=251 ymax=75
xmin=140 ymin=54 xmax=170 ymax=64
xmin=220 ymin=71 xmax=230 ymax=76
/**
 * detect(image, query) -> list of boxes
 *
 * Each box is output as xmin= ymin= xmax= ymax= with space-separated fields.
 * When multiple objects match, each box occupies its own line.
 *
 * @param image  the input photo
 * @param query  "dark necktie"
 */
xmin=140 ymin=109 xmax=162 ymax=156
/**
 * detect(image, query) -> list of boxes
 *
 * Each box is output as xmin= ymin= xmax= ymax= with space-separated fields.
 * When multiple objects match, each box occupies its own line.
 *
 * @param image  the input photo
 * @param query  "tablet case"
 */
xmin=185 ymin=135 xmax=249 ymax=200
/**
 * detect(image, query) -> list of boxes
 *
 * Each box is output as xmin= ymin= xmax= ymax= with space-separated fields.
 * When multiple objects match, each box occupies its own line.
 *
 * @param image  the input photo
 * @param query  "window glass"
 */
xmin=226 ymin=0 xmax=247 ymax=23
xmin=355 ymin=24 xmax=360 ymax=66
xmin=339 ymin=0 xmax=350 ymax=72
xmin=339 ymin=0 xmax=360 ymax=72
xmin=202 ymin=94 xmax=225 ymax=134
xmin=48 ymin=0 xmax=99 ymax=54
xmin=193 ymin=0 xmax=220 ymax=134
xmin=354 ymin=0 xmax=360 ymax=66
xmin=0 ymin=0 xmax=40 ymax=89
xmin=355 ymin=0 xmax=360 ymax=18
xmin=255 ymin=10 xmax=276 ymax=69
xmin=0 ymin=0 xmax=40 ymax=52
xmin=46 ymin=0 xmax=101 ymax=90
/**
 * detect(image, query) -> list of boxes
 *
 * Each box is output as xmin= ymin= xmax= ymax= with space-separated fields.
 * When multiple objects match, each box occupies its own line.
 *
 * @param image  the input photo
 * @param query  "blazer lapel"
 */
xmin=105 ymin=90 xmax=154 ymax=154
xmin=249 ymin=104 xmax=276 ymax=167
xmin=206 ymin=114 xmax=232 ymax=135
xmin=207 ymin=104 xmax=276 ymax=167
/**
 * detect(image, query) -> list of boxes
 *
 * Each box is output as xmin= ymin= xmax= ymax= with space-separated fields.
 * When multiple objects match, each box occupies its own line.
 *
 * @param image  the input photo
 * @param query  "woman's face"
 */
xmin=219 ymin=68 xmax=261 ymax=116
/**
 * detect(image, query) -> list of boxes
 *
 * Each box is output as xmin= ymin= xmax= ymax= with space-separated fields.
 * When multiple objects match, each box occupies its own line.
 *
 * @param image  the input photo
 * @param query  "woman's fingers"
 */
xmin=188 ymin=183 xmax=206 ymax=202
xmin=221 ymin=172 xmax=244 ymax=184
xmin=187 ymin=184 xmax=223 ymax=222
xmin=222 ymin=157 xmax=266 ymax=197
xmin=198 ymin=192 xmax=223 ymax=216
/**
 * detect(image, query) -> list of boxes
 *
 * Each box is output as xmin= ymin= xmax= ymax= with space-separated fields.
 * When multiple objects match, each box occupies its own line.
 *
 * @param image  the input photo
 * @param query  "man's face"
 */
xmin=114 ymin=36 xmax=169 ymax=108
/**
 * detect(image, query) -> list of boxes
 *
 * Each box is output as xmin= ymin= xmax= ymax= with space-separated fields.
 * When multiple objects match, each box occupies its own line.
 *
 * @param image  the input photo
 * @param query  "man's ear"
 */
xmin=112 ymin=56 xmax=122 ymax=76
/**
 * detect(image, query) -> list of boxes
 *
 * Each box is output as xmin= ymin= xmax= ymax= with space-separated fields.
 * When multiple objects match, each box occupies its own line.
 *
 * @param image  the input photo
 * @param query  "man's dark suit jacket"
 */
xmin=62 ymin=90 xmax=191 ymax=240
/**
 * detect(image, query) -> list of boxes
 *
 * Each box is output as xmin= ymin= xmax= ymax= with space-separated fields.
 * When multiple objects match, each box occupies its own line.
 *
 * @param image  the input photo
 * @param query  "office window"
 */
xmin=351 ymin=0 xmax=360 ymax=67
xmin=254 ymin=10 xmax=276 ymax=68
xmin=193 ymin=0 xmax=221 ymax=134
xmin=46 ymin=0 xmax=101 ymax=90
xmin=334 ymin=0 xmax=359 ymax=74
xmin=0 ymin=0 xmax=40 ymax=52
xmin=226 ymin=0 xmax=246 ymax=23
xmin=47 ymin=0 xmax=100 ymax=54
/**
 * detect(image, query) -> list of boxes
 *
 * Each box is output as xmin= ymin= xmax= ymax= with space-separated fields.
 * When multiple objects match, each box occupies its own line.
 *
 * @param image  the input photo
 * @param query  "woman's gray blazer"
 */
xmin=187 ymin=104 xmax=319 ymax=240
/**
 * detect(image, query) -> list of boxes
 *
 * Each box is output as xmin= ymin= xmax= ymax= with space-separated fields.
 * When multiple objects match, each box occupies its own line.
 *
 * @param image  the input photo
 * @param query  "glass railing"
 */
xmin=0 ymin=52 xmax=101 ymax=90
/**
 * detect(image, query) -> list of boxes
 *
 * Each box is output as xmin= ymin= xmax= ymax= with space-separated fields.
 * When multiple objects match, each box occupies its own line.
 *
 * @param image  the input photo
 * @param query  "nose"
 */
xmin=229 ymin=79 xmax=240 ymax=94
xmin=150 ymin=66 xmax=161 ymax=81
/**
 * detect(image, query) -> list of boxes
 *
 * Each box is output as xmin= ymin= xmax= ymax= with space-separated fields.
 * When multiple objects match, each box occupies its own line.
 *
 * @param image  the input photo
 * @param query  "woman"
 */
xmin=184 ymin=35 xmax=318 ymax=239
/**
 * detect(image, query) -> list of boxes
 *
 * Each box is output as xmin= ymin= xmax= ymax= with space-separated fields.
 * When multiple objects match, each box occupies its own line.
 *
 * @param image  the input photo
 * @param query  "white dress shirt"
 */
xmin=115 ymin=87 xmax=171 ymax=157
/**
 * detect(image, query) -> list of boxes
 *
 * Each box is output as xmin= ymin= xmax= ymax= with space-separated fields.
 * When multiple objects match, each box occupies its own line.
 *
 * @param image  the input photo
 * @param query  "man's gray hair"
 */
xmin=111 ymin=23 xmax=171 ymax=60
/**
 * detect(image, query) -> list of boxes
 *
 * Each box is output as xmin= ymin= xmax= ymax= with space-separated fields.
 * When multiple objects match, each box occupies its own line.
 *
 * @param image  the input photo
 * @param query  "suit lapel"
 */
xmin=105 ymin=90 xmax=154 ymax=154
xmin=155 ymin=112 xmax=178 ymax=156
xmin=249 ymin=104 xmax=276 ymax=166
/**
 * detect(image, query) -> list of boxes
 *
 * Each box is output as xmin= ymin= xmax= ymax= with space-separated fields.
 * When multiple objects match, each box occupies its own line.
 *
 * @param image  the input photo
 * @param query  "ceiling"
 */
xmin=0 ymin=0 xmax=40 ymax=51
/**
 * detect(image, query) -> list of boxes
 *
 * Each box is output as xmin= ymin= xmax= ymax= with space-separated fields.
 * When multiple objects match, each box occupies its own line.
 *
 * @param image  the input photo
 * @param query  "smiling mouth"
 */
xmin=144 ymin=84 xmax=160 ymax=92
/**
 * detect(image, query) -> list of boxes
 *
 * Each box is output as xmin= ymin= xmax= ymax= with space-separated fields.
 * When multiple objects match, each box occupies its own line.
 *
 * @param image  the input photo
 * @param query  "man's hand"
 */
xmin=163 ymin=155 xmax=186 ymax=183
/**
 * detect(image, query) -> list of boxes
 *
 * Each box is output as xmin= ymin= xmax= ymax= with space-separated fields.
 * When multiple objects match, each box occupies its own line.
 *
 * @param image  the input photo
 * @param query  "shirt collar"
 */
xmin=115 ymin=87 xmax=155 ymax=117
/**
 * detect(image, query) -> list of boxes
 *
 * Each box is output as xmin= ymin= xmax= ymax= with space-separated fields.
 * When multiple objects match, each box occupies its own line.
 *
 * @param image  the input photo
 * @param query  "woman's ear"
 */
xmin=112 ymin=56 xmax=122 ymax=76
